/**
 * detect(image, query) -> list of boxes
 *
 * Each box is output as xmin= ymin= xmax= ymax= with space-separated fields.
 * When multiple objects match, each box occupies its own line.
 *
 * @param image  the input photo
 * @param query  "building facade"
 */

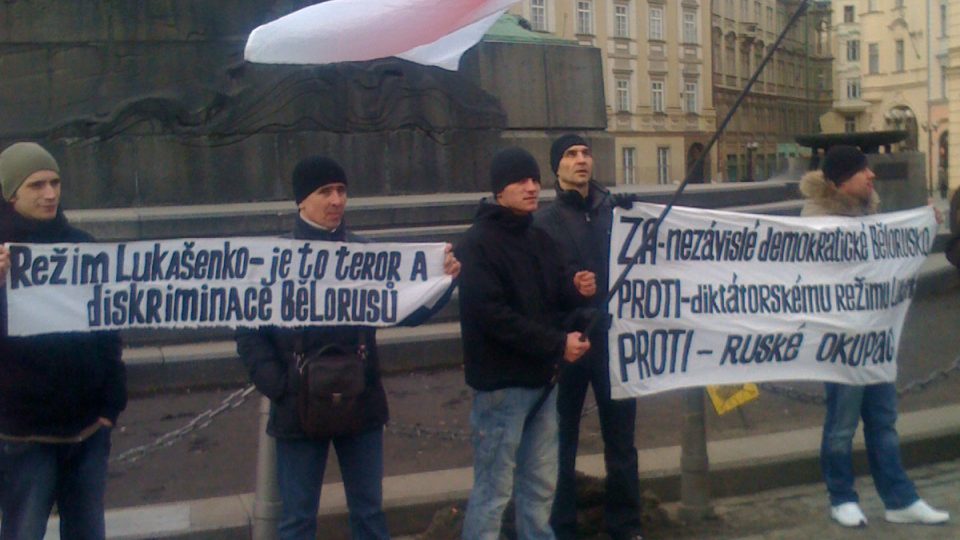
xmin=822 ymin=0 xmax=951 ymax=195
xmin=511 ymin=0 xmax=717 ymax=185
xmin=711 ymin=0 xmax=833 ymax=182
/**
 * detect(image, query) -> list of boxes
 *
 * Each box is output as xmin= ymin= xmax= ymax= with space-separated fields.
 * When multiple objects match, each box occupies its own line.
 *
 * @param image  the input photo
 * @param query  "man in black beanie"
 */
xmin=237 ymin=155 xmax=460 ymax=539
xmin=457 ymin=146 xmax=594 ymax=539
xmin=535 ymin=134 xmax=643 ymax=540
xmin=800 ymin=145 xmax=949 ymax=528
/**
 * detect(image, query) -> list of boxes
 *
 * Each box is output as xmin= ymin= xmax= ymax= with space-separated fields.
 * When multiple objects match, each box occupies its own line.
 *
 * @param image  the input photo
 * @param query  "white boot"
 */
xmin=831 ymin=502 xmax=868 ymax=527
xmin=884 ymin=500 xmax=950 ymax=524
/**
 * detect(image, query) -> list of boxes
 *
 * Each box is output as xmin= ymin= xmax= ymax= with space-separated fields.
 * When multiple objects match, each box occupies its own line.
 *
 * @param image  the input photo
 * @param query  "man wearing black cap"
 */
xmin=534 ymin=134 xmax=642 ymax=540
xmin=0 ymin=142 xmax=126 ymax=540
xmin=457 ymin=146 xmax=594 ymax=539
xmin=236 ymin=155 xmax=460 ymax=540
xmin=801 ymin=145 xmax=949 ymax=529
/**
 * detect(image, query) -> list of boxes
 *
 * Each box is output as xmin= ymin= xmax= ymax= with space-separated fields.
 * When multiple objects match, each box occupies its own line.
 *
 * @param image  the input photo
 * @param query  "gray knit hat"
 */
xmin=0 ymin=142 xmax=60 ymax=200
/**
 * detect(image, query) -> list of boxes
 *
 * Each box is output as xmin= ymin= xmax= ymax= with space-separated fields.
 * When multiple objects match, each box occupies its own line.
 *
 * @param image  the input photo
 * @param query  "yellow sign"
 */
xmin=707 ymin=384 xmax=760 ymax=415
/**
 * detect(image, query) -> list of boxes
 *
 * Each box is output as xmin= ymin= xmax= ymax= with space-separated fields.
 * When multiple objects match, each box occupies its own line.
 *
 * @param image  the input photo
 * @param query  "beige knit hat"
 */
xmin=0 ymin=142 xmax=60 ymax=200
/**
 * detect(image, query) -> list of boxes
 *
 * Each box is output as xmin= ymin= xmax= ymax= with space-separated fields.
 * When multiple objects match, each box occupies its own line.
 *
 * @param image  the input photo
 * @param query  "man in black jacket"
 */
xmin=0 ymin=142 xmax=126 ymax=540
xmin=457 ymin=146 xmax=594 ymax=540
xmin=534 ymin=134 xmax=642 ymax=540
xmin=236 ymin=156 xmax=459 ymax=540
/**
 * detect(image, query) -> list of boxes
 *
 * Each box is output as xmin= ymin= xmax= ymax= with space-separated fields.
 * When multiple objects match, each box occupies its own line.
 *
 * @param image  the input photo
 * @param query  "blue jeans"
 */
xmin=275 ymin=427 xmax=389 ymax=540
xmin=553 ymin=352 xmax=640 ymax=540
xmin=820 ymin=382 xmax=918 ymax=510
xmin=0 ymin=426 xmax=111 ymax=540
xmin=462 ymin=387 xmax=559 ymax=540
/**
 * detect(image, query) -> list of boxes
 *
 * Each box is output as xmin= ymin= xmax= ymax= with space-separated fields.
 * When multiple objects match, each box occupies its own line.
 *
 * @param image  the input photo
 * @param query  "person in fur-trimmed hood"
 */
xmin=800 ymin=145 xmax=949 ymax=529
xmin=800 ymin=144 xmax=879 ymax=218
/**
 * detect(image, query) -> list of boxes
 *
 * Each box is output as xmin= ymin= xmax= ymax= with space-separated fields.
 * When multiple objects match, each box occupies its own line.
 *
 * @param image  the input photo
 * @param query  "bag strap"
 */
xmin=294 ymin=331 xmax=307 ymax=373
xmin=295 ymin=330 xmax=368 ymax=373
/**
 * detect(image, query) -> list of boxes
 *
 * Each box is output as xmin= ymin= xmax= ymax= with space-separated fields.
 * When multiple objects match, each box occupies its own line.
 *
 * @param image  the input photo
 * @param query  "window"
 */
xmin=846 ymin=78 xmax=861 ymax=99
xmin=614 ymin=4 xmax=629 ymax=38
xmin=657 ymin=147 xmax=670 ymax=184
xmin=726 ymin=154 xmax=739 ymax=182
xmin=741 ymin=0 xmax=748 ymax=20
xmin=844 ymin=116 xmax=856 ymax=133
xmin=651 ymin=81 xmax=664 ymax=113
xmin=530 ymin=0 xmax=547 ymax=31
xmin=895 ymin=0 xmax=904 ymax=8
xmin=649 ymin=5 xmax=663 ymax=40
xmin=741 ymin=46 xmax=751 ymax=79
xmin=846 ymin=39 xmax=860 ymax=61
xmin=576 ymin=1 xmax=593 ymax=34
xmin=868 ymin=43 xmax=879 ymax=74
xmin=712 ymin=35 xmax=722 ymax=74
xmin=623 ymin=147 xmax=636 ymax=184
xmin=895 ymin=39 xmax=904 ymax=71
xmin=754 ymin=1 xmax=761 ymax=21
xmin=843 ymin=5 xmax=855 ymax=23
xmin=683 ymin=81 xmax=699 ymax=113
xmin=767 ymin=6 xmax=773 ymax=28
xmin=683 ymin=9 xmax=699 ymax=44
xmin=615 ymin=77 xmax=631 ymax=112
xmin=868 ymin=0 xmax=877 ymax=10
xmin=942 ymin=3 xmax=948 ymax=37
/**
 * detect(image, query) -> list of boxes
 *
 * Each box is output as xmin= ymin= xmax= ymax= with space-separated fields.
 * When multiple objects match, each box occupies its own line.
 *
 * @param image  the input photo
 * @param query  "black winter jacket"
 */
xmin=0 ymin=204 xmax=126 ymax=440
xmin=533 ymin=181 xmax=614 ymax=364
xmin=236 ymin=216 xmax=453 ymax=439
xmin=456 ymin=201 xmax=585 ymax=391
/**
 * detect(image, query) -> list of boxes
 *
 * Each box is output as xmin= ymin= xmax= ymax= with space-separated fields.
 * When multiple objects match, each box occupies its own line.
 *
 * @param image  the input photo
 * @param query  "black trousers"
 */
xmin=551 ymin=348 xmax=641 ymax=540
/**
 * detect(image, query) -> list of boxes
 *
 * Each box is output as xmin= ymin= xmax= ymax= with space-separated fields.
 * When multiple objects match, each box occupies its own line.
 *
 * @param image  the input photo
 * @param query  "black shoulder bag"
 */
xmin=295 ymin=332 xmax=368 ymax=439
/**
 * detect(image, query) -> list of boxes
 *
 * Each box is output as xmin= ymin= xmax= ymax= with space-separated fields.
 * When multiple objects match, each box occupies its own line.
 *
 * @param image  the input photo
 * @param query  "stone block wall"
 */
xmin=0 ymin=1 xmax=608 ymax=208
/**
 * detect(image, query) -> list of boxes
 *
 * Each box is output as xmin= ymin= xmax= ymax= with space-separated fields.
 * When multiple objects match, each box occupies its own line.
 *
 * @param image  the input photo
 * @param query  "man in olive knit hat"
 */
xmin=457 ymin=146 xmax=594 ymax=539
xmin=0 ymin=141 xmax=126 ymax=540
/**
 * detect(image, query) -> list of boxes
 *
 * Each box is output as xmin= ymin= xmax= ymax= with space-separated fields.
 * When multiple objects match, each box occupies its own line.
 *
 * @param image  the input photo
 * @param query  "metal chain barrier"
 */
xmin=109 ymin=381 xmax=603 ymax=465
xmin=761 ymin=352 xmax=960 ymax=406
xmin=110 ymin=352 xmax=960 ymax=462
xmin=110 ymin=384 xmax=257 ymax=465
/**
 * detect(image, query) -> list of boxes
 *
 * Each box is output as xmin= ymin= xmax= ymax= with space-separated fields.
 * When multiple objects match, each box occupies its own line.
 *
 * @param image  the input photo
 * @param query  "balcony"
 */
xmin=832 ymin=98 xmax=869 ymax=113
xmin=738 ymin=20 xmax=759 ymax=40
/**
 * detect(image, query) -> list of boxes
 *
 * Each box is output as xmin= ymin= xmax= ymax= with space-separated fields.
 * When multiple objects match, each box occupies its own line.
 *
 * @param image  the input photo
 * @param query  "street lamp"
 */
xmin=745 ymin=142 xmax=759 ymax=182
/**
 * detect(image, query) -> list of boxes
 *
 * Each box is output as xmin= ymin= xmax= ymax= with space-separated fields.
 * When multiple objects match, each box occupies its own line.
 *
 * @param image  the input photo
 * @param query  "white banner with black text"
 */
xmin=608 ymin=203 xmax=937 ymax=398
xmin=4 ymin=238 xmax=452 ymax=336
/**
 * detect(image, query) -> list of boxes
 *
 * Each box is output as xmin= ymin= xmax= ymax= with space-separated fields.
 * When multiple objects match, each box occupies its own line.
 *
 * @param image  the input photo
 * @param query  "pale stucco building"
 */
xmin=510 ymin=0 xmax=718 ymax=185
xmin=823 ymin=0 xmax=951 ymax=195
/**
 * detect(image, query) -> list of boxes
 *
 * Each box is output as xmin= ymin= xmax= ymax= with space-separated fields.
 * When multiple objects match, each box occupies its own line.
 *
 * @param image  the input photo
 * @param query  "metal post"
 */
xmin=253 ymin=396 xmax=281 ymax=540
xmin=745 ymin=142 xmax=759 ymax=182
xmin=679 ymin=388 xmax=713 ymax=521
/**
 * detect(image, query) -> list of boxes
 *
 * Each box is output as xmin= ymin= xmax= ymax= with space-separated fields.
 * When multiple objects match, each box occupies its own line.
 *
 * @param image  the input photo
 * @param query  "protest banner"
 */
xmin=4 ymin=238 xmax=452 ymax=337
xmin=608 ymin=202 xmax=937 ymax=398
